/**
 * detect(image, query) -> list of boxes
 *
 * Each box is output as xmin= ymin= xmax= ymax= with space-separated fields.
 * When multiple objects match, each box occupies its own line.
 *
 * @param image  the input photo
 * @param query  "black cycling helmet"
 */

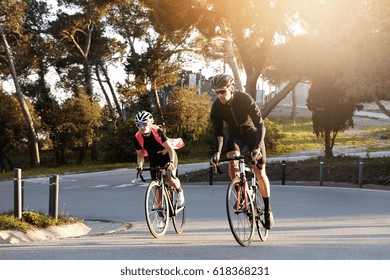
xmin=211 ymin=73 xmax=235 ymax=90
xmin=134 ymin=111 xmax=153 ymax=124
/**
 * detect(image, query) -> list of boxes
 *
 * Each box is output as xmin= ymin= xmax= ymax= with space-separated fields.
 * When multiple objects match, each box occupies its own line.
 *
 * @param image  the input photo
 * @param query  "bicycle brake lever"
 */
xmin=137 ymin=171 xmax=146 ymax=182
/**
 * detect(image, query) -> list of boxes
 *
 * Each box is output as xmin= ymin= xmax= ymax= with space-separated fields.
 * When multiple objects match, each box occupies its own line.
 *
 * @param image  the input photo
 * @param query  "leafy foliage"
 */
xmin=163 ymin=87 xmax=212 ymax=141
xmin=307 ymin=76 xmax=357 ymax=158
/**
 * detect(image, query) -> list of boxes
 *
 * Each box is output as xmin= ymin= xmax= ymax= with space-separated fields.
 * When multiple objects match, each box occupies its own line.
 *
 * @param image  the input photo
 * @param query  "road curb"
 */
xmin=0 ymin=222 xmax=91 ymax=244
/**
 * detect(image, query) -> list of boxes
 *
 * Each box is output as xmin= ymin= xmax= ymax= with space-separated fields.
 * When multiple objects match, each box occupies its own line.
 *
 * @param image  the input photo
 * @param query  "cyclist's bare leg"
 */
xmin=166 ymin=172 xmax=182 ymax=192
xmin=253 ymin=163 xmax=274 ymax=229
xmin=226 ymin=150 xmax=240 ymax=179
xmin=227 ymin=150 xmax=241 ymax=209
xmin=154 ymin=186 xmax=162 ymax=208
xmin=253 ymin=164 xmax=270 ymax=198
xmin=166 ymin=151 xmax=183 ymax=192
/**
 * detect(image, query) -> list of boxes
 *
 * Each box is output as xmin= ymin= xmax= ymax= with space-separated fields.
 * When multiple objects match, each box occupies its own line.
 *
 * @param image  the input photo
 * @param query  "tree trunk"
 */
xmin=83 ymin=60 xmax=94 ymax=97
xmin=153 ymin=85 xmax=165 ymax=125
xmin=371 ymin=92 xmax=390 ymax=118
xmin=91 ymin=140 xmax=99 ymax=161
xmin=100 ymin=63 xmax=123 ymax=120
xmin=261 ymin=77 xmax=302 ymax=118
xmin=324 ymin=129 xmax=334 ymax=158
xmin=95 ymin=64 xmax=116 ymax=120
xmin=225 ymin=38 xmax=244 ymax=92
xmin=290 ymin=87 xmax=297 ymax=124
xmin=0 ymin=27 xmax=40 ymax=167
xmin=245 ymin=70 xmax=262 ymax=100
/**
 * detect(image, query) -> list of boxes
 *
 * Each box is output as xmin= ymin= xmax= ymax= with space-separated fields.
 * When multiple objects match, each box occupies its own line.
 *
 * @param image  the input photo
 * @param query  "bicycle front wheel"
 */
xmin=226 ymin=177 xmax=255 ymax=247
xmin=172 ymin=189 xmax=186 ymax=234
xmin=254 ymin=184 xmax=269 ymax=241
xmin=145 ymin=182 xmax=169 ymax=238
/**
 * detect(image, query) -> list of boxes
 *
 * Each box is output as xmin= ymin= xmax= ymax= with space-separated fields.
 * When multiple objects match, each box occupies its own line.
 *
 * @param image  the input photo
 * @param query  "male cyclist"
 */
xmin=133 ymin=111 xmax=185 ymax=207
xmin=210 ymin=73 xmax=274 ymax=229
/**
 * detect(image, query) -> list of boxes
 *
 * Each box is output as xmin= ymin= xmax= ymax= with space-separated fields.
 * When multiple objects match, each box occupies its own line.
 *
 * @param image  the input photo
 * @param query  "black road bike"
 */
xmin=139 ymin=166 xmax=186 ymax=238
xmin=217 ymin=155 xmax=269 ymax=246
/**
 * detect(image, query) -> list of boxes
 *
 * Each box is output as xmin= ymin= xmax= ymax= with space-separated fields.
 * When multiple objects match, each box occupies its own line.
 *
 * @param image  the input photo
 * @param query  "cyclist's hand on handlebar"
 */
xmin=136 ymin=166 xmax=147 ymax=182
xmin=166 ymin=161 xmax=175 ymax=171
xmin=210 ymin=152 xmax=224 ymax=175
xmin=251 ymin=148 xmax=262 ymax=162
xmin=210 ymin=152 xmax=221 ymax=165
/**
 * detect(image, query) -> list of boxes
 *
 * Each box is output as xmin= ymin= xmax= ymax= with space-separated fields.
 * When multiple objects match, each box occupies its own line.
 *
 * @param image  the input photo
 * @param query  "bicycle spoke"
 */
xmin=172 ymin=189 xmax=186 ymax=234
xmin=254 ymin=184 xmax=269 ymax=241
xmin=226 ymin=178 xmax=255 ymax=247
xmin=145 ymin=183 xmax=169 ymax=238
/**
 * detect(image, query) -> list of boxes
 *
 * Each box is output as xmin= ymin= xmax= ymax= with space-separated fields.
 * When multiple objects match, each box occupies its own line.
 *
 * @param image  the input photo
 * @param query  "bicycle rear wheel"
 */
xmin=172 ymin=189 xmax=186 ymax=234
xmin=226 ymin=177 xmax=255 ymax=247
xmin=254 ymin=184 xmax=269 ymax=241
xmin=145 ymin=182 xmax=169 ymax=238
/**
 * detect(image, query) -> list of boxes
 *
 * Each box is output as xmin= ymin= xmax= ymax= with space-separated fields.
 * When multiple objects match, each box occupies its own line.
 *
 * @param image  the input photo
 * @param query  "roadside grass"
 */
xmin=0 ymin=211 xmax=81 ymax=233
xmin=272 ymin=118 xmax=321 ymax=155
xmin=272 ymin=117 xmax=390 ymax=155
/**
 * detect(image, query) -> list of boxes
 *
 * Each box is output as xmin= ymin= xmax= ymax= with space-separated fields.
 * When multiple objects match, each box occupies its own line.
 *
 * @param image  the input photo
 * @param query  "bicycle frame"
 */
xmin=218 ymin=155 xmax=253 ymax=210
xmin=218 ymin=154 xmax=268 ymax=246
xmin=238 ymin=157 xmax=250 ymax=211
xmin=141 ymin=167 xmax=176 ymax=215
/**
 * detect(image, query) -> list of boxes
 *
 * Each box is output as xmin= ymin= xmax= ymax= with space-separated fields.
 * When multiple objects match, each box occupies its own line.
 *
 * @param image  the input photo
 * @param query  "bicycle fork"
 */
xmin=165 ymin=185 xmax=184 ymax=217
xmin=239 ymin=160 xmax=250 ymax=212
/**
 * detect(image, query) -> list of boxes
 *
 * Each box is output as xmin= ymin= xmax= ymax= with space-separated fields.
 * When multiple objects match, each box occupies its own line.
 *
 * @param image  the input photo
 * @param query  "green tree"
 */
xmin=0 ymin=0 xmax=40 ymax=167
xmin=338 ymin=0 xmax=390 ymax=117
xmin=163 ymin=87 xmax=212 ymax=141
xmin=0 ymin=89 xmax=29 ymax=171
xmin=307 ymin=76 xmax=357 ymax=158
xmin=108 ymin=0 xmax=190 ymax=123
xmin=50 ymin=0 xmax=125 ymax=101
xmin=59 ymin=93 xmax=103 ymax=164
xmin=264 ymin=0 xmax=383 ymax=157
xmin=142 ymin=0 xmax=305 ymax=116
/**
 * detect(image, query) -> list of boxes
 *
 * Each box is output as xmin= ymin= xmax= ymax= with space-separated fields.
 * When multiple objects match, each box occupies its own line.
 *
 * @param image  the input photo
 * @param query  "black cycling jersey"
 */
xmin=134 ymin=128 xmax=170 ymax=167
xmin=210 ymin=91 xmax=264 ymax=153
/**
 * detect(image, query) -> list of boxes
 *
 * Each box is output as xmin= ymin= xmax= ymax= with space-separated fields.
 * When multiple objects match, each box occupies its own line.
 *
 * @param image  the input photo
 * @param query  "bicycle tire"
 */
xmin=253 ymin=184 xmax=269 ymax=241
xmin=145 ymin=181 xmax=169 ymax=238
xmin=172 ymin=189 xmax=186 ymax=234
xmin=226 ymin=177 xmax=255 ymax=247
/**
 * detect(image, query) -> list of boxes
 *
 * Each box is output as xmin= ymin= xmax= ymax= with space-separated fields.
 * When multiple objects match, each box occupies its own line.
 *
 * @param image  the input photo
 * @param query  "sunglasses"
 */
xmin=214 ymin=89 xmax=228 ymax=95
xmin=136 ymin=122 xmax=149 ymax=128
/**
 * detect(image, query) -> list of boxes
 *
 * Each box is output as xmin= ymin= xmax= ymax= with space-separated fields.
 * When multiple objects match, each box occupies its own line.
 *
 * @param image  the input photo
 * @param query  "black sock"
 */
xmin=263 ymin=197 xmax=270 ymax=212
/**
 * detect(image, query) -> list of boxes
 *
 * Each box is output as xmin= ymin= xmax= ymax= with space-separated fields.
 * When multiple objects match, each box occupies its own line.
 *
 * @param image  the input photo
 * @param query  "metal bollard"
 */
xmin=22 ymin=180 xmax=25 ymax=211
xmin=319 ymin=160 xmax=324 ymax=186
xmin=49 ymin=177 xmax=53 ymax=215
xmin=281 ymin=160 xmax=286 ymax=185
xmin=13 ymin=168 xmax=22 ymax=219
xmin=358 ymin=159 xmax=364 ymax=188
xmin=209 ymin=163 xmax=213 ymax=185
xmin=49 ymin=175 xmax=59 ymax=221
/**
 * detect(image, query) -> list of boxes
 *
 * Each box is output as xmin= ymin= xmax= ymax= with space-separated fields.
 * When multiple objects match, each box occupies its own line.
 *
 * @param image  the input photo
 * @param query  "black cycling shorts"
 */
xmin=225 ymin=131 xmax=266 ymax=165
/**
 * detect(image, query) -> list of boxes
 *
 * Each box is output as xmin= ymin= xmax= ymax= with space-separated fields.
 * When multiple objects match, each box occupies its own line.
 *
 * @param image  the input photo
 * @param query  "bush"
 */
xmin=0 ymin=211 xmax=81 ymax=233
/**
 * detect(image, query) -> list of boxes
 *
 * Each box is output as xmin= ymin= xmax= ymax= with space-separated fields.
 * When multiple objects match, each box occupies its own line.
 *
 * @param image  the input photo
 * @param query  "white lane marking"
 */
xmin=89 ymin=184 xmax=110 ymax=188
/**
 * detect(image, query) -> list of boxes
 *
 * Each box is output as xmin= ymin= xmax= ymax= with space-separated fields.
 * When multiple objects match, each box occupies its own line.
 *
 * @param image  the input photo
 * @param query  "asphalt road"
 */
xmin=1 ymin=166 xmax=390 ymax=260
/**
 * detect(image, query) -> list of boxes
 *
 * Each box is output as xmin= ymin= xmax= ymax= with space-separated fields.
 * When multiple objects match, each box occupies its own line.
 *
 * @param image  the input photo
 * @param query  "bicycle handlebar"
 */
xmin=137 ymin=166 xmax=177 ymax=182
xmin=216 ymin=154 xmax=249 ymax=163
xmin=211 ymin=154 xmax=255 ymax=175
